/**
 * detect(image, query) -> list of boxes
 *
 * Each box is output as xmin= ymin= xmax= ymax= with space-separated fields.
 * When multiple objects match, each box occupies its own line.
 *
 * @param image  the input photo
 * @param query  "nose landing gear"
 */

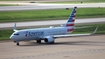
xmin=14 ymin=41 xmax=19 ymax=45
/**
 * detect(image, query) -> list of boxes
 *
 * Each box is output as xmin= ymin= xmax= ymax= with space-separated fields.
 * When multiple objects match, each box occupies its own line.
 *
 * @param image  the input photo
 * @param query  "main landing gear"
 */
xmin=36 ymin=40 xmax=41 ymax=43
xmin=16 ymin=42 xmax=19 ymax=45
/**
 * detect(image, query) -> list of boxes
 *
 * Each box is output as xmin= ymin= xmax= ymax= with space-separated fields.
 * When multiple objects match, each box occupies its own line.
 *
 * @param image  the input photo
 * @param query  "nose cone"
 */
xmin=10 ymin=35 xmax=14 ymax=40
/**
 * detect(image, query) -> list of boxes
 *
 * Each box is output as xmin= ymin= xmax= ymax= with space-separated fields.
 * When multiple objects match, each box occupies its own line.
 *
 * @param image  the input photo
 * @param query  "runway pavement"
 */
xmin=0 ymin=18 xmax=105 ymax=29
xmin=0 ymin=3 xmax=105 ymax=11
xmin=0 ymin=35 xmax=105 ymax=59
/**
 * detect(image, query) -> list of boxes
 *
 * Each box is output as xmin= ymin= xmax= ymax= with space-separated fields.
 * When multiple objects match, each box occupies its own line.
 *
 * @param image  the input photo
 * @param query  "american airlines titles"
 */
xmin=25 ymin=31 xmax=44 ymax=36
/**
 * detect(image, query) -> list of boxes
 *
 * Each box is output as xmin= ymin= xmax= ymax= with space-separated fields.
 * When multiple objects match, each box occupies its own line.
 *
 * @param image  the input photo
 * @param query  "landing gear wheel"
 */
xmin=36 ymin=40 xmax=41 ymax=43
xmin=16 ymin=43 xmax=19 ymax=45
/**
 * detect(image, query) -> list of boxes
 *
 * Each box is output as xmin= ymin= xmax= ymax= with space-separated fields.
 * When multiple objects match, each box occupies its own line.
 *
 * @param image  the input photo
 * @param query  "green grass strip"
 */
xmin=0 ymin=0 xmax=105 ymax=2
xmin=0 ymin=4 xmax=20 ymax=6
xmin=0 ymin=8 xmax=105 ymax=22
xmin=39 ymin=0 xmax=105 ymax=4
xmin=0 ymin=24 xmax=105 ymax=40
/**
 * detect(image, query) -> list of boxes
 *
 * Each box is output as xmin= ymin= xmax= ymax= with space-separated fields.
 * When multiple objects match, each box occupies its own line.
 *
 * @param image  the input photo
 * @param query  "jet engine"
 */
xmin=44 ymin=36 xmax=54 ymax=44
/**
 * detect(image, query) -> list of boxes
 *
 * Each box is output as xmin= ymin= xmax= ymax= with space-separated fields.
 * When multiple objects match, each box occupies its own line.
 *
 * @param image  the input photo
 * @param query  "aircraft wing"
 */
xmin=54 ymin=33 xmax=91 ymax=38
xmin=53 ymin=27 xmax=98 ymax=38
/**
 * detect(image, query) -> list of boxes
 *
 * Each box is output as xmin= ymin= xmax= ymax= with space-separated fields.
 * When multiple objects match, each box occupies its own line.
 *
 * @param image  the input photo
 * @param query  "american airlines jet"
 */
xmin=10 ymin=7 xmax=98 ymax=45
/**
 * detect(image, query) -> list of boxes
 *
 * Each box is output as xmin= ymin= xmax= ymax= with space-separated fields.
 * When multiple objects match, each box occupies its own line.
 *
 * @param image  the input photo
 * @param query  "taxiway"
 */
xmin=0 ymin=3 xmax=105 ymax=11
xmin=0 ymin=18 xmax=105 ymax=29
xmin=0 ymin=35 xmax=105 ymax=59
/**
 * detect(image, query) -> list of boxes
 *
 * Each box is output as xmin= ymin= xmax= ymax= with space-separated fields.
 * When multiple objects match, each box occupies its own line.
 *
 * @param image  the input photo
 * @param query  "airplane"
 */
xmin=10 ymin=6 xmax=98 ymax=45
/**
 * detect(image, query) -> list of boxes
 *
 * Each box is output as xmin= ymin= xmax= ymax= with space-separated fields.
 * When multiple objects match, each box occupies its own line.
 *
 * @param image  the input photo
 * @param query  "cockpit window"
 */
xmin=14 ymin=33 xmax=19 ymax=35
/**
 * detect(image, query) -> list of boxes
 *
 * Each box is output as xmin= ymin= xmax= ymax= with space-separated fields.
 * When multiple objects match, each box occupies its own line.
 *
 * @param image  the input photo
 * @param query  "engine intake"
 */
xmin=44 ymin=36 xmax=54 ymax=44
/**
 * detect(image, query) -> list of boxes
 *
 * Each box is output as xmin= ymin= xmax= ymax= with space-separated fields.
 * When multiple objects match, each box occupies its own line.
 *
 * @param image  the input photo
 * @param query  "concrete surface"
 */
xmin=0 ymin=18 xmax=105 ymax=29
xmin=0 ymin=35 xmax=105 ymax=59
xmin=0 ymin=3 xmax=105 ymax=11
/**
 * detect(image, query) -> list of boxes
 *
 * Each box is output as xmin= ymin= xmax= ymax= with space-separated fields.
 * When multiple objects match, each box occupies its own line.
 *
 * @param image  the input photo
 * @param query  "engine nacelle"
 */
xmin=44 ymin=36 xmax=54 ymax=44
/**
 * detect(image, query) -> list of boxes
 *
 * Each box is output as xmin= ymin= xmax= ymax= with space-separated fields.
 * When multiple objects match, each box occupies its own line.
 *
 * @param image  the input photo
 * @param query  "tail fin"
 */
xmin=66 ymin=6 xmax=77 ymax=27
xmin=66 ymin=6 xmax=77 ymax=33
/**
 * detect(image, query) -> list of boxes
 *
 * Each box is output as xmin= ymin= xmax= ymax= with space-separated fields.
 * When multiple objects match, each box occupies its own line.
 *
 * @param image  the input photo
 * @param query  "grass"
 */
xmin=0 ymin=0 xmax=105 ymax=4
xmin=0 ymin=8 xmax=105 ymax=22
xmin=40 ymin=1 xmax=83 ymax=4
xmin=73 ymin=24 xmax=105 ymax=34
xmin=41 ymin=1 xmax=105 ymax=4
xmin=0 ymin=24 xmax=105 ymax=40
xmin=0 ymin=4 xmax=20 ymax=6
xmin=0 ymin=0 xmax=105 ymax=2
xmin=38 ymin=0 xmax=105 ymax=4
xmin=0 ymin=30 xmax=13 ymax=40
xmin=86 ymin=0 xmax=105 ymax=2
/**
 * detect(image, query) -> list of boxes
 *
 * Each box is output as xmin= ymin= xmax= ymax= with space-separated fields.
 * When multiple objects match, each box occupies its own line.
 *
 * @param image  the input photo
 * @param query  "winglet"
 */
xmin=93 ymin=27 xmax=98 ymax=34
xmin=13 ymin=23 xmax=18 ymax=32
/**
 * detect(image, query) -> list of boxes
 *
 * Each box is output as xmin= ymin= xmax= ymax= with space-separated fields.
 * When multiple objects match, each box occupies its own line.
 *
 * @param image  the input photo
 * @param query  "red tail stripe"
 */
xmin=66 ymin=24 xmax=74 ymax=26
xmin=72 ymin=20 xmax=75 ymax=22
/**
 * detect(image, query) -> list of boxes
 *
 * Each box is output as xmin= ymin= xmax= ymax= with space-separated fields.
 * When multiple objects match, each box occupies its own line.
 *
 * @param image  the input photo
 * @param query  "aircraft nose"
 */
xmin=10 ymin=35 xmax=15 ymax=40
